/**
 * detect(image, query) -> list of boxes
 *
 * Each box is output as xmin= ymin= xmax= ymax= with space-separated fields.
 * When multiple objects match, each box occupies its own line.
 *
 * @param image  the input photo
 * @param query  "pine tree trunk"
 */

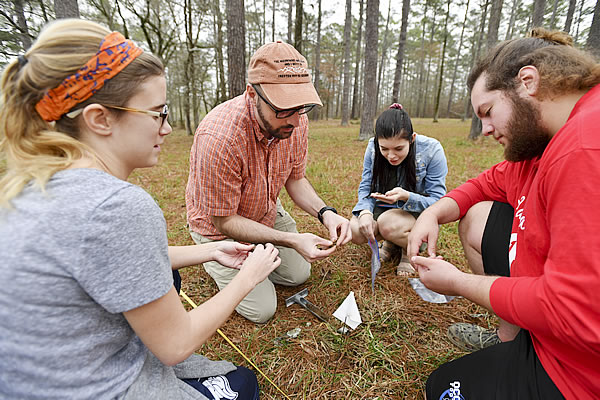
xmin=464 ymin=0 xmax=489 ymax=126
xmin=314 ymin=0 xmax=322 ymax=120
xmin=226 ymin=0 xmax=246 ymax=98
xmin=294 ymin=0 xmax=303 ymax=52
xmin=531 ymin=0 xmax=546 ymax=28
xmin=183 ymin=0 xmax=196 ymax=134
xmin=574 ymin=0 xmax=585 ymax=42
xmin=214 ymin=0 xmax=227 ymax=105
xmin=272 ymin=0 xmax=276 ymax=41
xmin=351 ymin=0 xmax=364 ymax=120
xmin=446 ymin=0 xmax=470 ymax=117
xmin=13 ymin=0 xmax=32 ymax=49
xmin=587 ymin=0 xmax=600 ymax=57
xmin=262 ymin=0 xmax=266 ymax=43
xmin=564 ymin=0 xmax=577 ymax=33
xmin=341 ymin=0 xmax=352 ymax=125
xmin=487 ymin=0 xmax=504 ymax=49
xmin=433 ymin=0 xmax=451 ymax=122
xmin=184 ymin=52 xmax=194 ymax=135
xmin=505 ymin=0 xmax=520 ymax=39
xmin=359 ymin=0 xmax=379 ymax=141
xmin=415 ymin=1 xmax=429 ymax=118
xmin=549 ymin=0 xmax=560 ymax=29
xmin=54 ymin=0 xmax=79 ymax=18
xmin=392 ymin=0 xmax=410 ymax=104
xmin=287 ymin=0 xmax=293 ymax=43
xmin=375 ymin=0 xmax=392 ymax=111
xmin=420 ymin=6 xmax=438 ymax=118
xmin=471 ymin=0 xmax=500 ymax=138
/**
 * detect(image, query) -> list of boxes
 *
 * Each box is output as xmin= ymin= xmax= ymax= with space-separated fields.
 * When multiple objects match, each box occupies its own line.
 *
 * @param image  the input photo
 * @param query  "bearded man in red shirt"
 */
xmin=408 ymin=28 xmax=600 ymax=400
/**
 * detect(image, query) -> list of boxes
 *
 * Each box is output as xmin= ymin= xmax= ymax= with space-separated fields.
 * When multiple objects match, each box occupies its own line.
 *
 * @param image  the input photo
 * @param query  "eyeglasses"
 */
xmin=66 ymin=104 xmax=169 ymax=128
xmin=251 ymin=84 xmax=316 ymax=119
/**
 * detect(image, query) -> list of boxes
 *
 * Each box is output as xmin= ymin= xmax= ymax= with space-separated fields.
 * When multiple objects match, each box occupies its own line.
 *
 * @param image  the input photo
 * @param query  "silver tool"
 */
xmin=285 ymin=288 xmax=329 ymax=322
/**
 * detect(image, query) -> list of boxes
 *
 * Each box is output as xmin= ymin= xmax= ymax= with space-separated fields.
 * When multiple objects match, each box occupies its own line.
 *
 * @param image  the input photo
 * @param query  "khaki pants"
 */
xmin=190 ymin=200 xmax=310 ymax=323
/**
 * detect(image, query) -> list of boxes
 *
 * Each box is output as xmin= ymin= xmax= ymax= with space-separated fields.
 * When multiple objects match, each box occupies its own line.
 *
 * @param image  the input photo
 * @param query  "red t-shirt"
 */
xmin=447 ymin=85 xmax=600 ymax=400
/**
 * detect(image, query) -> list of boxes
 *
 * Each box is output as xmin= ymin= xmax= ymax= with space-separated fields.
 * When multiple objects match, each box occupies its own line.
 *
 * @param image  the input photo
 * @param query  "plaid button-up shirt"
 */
xmin=185 ymin=91 xmax=309 ymax=239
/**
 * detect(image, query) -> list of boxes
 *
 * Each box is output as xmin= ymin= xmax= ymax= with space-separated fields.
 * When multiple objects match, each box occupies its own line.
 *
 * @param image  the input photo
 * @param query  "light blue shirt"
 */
xmin=352 ymin=134 xmax=448 ymax=216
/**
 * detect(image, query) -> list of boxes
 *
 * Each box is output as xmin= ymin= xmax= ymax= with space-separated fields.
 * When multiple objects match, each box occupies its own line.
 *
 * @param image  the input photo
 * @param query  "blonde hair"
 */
xmin=0 ymin=19 xmax=164 ymax=207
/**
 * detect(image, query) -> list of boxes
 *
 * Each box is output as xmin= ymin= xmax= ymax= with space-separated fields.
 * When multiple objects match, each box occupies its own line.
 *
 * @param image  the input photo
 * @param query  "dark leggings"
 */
xmin=173 ymin=270 xmax=182 ymax=294
xmin=182 ymin=365 xmax=260 ymax=400
xmin=173 ymin=268 xmax=259 ymax=399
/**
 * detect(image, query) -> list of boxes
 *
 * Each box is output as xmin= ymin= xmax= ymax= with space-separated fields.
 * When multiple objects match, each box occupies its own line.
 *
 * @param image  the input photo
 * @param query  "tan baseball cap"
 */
xmin=248 ymin=41 xmax=323 ymax=109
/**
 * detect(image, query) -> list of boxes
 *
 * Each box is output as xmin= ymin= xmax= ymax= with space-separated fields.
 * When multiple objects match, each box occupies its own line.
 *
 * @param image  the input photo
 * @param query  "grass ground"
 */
xmin=128 ymin=117 xmax=505 ymax=399
xmin=0 ymin=118 xmax=504 ymax=399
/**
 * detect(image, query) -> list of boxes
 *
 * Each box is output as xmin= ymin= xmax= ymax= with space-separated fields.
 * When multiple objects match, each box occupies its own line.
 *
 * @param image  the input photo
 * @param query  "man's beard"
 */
xmin=504 ymin=92 xmax=552 ymax=162
xmin=256 ymin=101 xmax=294 ymax=140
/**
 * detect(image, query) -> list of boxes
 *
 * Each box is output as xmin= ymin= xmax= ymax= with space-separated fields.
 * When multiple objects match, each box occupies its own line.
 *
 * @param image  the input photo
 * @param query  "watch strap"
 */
xmin=317 ymin=206 xmax=338 ymax=224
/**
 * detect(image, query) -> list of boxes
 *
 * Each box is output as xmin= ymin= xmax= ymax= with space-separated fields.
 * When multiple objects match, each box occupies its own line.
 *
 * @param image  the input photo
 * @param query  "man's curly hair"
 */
xmin=467 ymin=27 xmax=600 ymax=100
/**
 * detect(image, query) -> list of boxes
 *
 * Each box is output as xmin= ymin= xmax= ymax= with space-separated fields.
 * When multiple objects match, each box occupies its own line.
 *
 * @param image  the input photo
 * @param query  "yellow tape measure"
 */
xmin=180 ymin=291 xmax=291 ymax=400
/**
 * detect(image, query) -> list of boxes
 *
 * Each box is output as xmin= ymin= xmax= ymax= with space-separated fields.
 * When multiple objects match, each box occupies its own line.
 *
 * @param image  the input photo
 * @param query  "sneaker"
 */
xmin=379 ymin=240 xmax=399 ymax=262
xmin=396 ymin=248 xmax=416 ymax=276
xmin=447 ymin=323 xmax=501 ymax=352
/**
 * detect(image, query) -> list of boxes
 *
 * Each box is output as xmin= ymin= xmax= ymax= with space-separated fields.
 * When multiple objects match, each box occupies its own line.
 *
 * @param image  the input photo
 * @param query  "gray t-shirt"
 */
xmin=0 ymin=169 xmax=234 ymax=399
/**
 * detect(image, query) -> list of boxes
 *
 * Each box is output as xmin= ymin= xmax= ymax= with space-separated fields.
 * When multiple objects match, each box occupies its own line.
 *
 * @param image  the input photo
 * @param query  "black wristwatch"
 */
xmin=317 ymin=206 xmax=338 ymax=224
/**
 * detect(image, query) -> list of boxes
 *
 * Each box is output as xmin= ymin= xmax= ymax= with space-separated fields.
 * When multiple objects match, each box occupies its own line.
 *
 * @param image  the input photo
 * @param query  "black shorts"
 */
xmin=481 ymin=201 xmax=514 ymax=277
xmin=425 ymin=201 xmax=564 ymax=399
xmin=373 ymin=205 xmax=420 ymax=221
xmin=426 ymin=330 xmax=564 ymax=399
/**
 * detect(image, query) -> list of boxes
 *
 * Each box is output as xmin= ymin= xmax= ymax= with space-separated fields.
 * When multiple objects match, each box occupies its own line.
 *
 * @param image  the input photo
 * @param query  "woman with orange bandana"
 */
xmin=0 ymin=19 xmax=280 ymax=399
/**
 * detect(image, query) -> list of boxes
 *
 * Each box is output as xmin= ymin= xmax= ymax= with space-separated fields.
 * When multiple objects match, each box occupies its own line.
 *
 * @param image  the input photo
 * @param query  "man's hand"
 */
xmin=321 ymin=210 xmax=352 ymax=246
xmin=291 ymin=232 xmax=338 ymax=262
xmin=411 ymin=255 xmax=462 ymax=296
xmin=370 ymin=187 xmax=409 ymax=204
xmin=213 ymin=241 xmax=255 ymax=269
xmin=407 ymin=211 xmax=440 ymax=259
xmin=412 ymin=255 xmax=497 ymax=311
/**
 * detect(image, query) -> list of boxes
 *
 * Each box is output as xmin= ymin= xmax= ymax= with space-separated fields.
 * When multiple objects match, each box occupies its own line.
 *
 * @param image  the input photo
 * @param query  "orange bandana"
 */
xmin=35 ymin=32 xmax=143 ymax=122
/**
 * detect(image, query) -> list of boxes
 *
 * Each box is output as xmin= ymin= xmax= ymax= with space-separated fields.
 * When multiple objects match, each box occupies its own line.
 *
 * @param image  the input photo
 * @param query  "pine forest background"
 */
xmin=3 ymin=1 xmax=600 ymax=398
xmin=3 ymin=0 xmax=600 ymax=140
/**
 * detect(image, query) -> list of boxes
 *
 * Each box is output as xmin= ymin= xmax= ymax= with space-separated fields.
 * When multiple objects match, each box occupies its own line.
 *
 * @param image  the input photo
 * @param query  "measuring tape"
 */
xmin=180 ymin=290 xmax=291 ymax=400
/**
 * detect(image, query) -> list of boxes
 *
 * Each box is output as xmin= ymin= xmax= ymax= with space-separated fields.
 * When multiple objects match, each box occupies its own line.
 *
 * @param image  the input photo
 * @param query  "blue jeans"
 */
xmin=182 ymin=365 xmax=259 ymax=400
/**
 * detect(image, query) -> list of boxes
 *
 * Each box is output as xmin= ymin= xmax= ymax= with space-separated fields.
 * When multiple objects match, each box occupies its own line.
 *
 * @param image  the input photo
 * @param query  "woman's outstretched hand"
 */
xmin=213 ymin=241 xmax=255 ymax=269
xmin=370 ymin=187 xmax=409 ymax=204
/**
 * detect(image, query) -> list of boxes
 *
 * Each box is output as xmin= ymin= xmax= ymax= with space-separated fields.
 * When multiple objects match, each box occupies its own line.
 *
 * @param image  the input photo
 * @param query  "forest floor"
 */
xmin=129 ymin=117 xmax=505 ymax=399
xmin=0 ymin=117 xmax=505 ymax=399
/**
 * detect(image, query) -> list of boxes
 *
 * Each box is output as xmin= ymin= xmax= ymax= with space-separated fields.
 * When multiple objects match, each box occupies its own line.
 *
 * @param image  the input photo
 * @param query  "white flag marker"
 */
xmin=333 ymin=291 xmax=362 ymax=330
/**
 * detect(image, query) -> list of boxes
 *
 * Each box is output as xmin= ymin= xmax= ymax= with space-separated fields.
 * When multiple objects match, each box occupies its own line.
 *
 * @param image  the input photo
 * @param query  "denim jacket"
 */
xmin=352 ymin=134 xmax=448 ymax=216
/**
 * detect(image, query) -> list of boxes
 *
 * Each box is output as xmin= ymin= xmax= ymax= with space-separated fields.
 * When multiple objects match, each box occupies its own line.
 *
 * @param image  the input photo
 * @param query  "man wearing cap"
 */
xmin=185 ymin=41 xmax=352 ymax=323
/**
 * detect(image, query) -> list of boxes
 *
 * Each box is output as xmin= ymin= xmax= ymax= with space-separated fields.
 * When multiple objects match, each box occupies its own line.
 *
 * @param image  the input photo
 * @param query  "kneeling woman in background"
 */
xmin=350 ymin=104 xmax=448 ymax=274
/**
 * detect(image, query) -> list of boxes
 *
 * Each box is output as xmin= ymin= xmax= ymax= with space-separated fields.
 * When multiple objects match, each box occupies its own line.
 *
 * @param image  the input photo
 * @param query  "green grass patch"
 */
xmin=1 ymin=118 xmax=504 ymax=399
